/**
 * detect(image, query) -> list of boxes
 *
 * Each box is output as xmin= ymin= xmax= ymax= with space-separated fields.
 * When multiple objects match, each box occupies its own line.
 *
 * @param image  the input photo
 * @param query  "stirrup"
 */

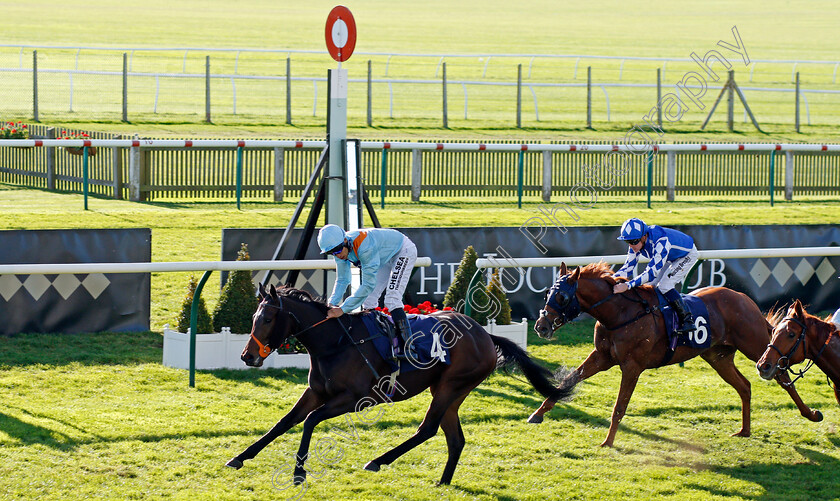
xmin=676 ymin=321 xmax=696 ymax=335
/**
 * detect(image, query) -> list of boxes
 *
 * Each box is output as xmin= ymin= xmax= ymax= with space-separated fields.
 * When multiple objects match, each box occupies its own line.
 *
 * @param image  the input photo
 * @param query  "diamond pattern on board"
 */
xmin=0 ymin=275 xmax=23 ymax=301
xmin=52 ymin=274 xmax=82 ymax=300
xmin=23 ymin=274 xmax=52 ymax=300
xmin=750 ymin=259 xmax=771 ymax=287
xmin=772 ymin=260 xmax=794 ymax=286
xmin=81 ymin=274 xmax=110 ymax=299
xmin=815 ymin=258 xmax=837 ymax=285
xmin=793 ymin=259 xmax=815 ymax=286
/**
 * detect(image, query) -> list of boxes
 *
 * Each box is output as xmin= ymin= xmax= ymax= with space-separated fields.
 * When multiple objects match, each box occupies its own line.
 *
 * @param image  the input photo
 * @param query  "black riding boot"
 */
xmin=668 ymin=295 xmax=696 ymax=335
xmin=390 ymin=308 xmax=417 ymax=359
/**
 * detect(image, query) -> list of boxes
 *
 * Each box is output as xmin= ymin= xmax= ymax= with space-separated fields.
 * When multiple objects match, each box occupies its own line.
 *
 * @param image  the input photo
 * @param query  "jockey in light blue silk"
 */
xmin=317 ymin=224 xmax=418 ymax=358
xmin=612 ymin=218 xmax=700 ymax=336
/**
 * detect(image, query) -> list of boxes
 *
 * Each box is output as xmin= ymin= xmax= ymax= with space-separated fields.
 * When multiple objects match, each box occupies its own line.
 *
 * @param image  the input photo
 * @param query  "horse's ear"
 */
xmin=269 ymin=284 xmax=279 ymax=301
xmin=569 ymin=266 xmax=581 ymax=284
xmin=792 ymin=299 xmax=804 ymax=317
xmin=559 ymin=262 xmax=568 ymax=275
xmin=258 ymin=283 xmax=267 ymax=299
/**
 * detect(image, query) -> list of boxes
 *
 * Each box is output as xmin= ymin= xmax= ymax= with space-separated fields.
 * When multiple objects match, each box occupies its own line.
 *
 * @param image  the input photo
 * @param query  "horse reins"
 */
xmin=543 ymin=280 xmax=659 ymax=333
xmin=768 ymin=316 xmax=838 ymax=387
xmin=249 ymin=300 xmax=383 ymax=380
xmin=248 ymin=300 xmax=325 ymax=358
xmin=585 ymin=287 xmax=661 ymax=331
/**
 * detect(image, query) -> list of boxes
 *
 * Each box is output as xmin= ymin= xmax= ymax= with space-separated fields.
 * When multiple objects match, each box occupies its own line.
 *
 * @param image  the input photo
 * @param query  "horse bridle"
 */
xmin=249 ymin=296 xmax=383 ymax=379
xmin=540 ymin=277 xmax=658 ymax=334
xmin=767 ymin=315 xmax=836 ymax=386
xmin=248 ymin=298 xmax=325 ymax=358
xmin=539 ymin=278 xmax=582 ymax=333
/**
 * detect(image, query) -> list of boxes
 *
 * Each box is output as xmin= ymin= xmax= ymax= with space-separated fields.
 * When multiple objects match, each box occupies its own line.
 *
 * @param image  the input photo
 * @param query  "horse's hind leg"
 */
xmin=701 ymin=349 xmax=751 ymax=437
xmin=364 ymin=388 xmax=468 ymax=482
xmin=529 ymin=347 xmax=614 ymax=424
xmin=774 ymin=372 xmax=823 ymax=422
xmin=437 ymin=397 xmax=467 ymax=485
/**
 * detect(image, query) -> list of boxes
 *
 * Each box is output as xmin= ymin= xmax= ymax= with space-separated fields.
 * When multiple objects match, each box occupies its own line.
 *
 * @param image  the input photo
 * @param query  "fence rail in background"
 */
xmin=0 ymin=256 xmax=433 ymax=387
xmin=1 ymin=46 xmax=839 ymax=127
xmin=1 ymin=131 xmax=839 ymax=204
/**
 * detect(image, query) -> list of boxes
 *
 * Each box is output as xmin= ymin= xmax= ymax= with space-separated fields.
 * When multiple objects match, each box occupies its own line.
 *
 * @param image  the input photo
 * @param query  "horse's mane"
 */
xmin=273 ymin=286 xmax=330 ymax=313
xmin=765 ymin=307 xmax=785 ymax=328
xmin=579 ymin=262 xmax=621 ymax=286
xmin=765 ymin=302 xmax=836 ymax=329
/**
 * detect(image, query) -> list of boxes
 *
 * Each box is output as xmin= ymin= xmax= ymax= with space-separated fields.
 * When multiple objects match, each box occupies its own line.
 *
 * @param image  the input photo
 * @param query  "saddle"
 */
xmin=654 ymin=290 xmax=712 ymax=351
xmin=360 ymin=311 xmax=451 ymax=374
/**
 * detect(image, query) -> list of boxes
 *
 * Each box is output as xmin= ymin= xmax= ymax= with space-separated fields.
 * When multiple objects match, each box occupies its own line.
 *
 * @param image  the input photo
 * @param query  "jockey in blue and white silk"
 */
xmin=613 ymin=218 xmax=700 ymax=335
xmin=318 ymin=224 xmax=418 ymax=358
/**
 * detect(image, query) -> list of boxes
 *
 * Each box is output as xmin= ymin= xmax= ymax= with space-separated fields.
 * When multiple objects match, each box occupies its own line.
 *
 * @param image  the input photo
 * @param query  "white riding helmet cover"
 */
xmin=317 ymin=224 xmax=346 ymax=254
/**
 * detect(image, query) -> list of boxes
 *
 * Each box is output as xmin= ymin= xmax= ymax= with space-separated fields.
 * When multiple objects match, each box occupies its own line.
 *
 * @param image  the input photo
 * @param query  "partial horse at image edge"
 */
xmin=528 ymin=262 xmax=823 ymax=447
xmin=757 ymin=299 xmax=840 ymax=406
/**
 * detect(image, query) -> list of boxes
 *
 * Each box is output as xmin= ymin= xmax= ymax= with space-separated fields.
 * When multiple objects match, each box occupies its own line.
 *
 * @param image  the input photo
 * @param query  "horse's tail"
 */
xmin=489 ymin=334 xmax=577 ymax=402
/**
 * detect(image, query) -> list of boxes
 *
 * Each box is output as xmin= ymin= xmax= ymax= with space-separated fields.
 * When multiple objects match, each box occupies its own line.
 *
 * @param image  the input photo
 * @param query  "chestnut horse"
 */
xmin=757 ymin=299 xmax=840 ymax=406
xmin=528 ymin=262 xmax=822 ymax=447
xmin=225 ymin=284 xmax=574 ymax=486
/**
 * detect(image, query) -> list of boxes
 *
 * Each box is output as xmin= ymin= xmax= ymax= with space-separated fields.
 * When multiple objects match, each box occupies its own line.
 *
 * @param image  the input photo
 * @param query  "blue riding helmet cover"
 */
xmin=617 ymin=218 xmax=648 ymax=241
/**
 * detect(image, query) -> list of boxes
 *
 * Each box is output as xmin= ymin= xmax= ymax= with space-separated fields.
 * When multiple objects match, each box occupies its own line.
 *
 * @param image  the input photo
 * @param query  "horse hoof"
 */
xmin=814 ymin=410 xmax=824 ymax=422
xmin=364 ymin=461 xmax=380 ymax=472
xmin=527 ymin=413 xmax=544 ymax=424
xmin=225 ymin=458 xmax=243 ymax=470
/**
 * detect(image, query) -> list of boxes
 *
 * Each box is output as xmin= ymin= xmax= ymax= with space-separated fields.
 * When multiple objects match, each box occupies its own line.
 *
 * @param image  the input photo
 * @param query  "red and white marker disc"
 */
xmin=325 ymin=6 xmax=356 ymax=62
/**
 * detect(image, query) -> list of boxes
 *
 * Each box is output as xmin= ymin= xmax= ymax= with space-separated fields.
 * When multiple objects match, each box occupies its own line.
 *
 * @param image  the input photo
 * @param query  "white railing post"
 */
xmin=785 ymin=150 xmax=794 ymax=201
xmin=411 ymin=148 xmax=422 ymax=202
xmin=112 ymin=134 xmax=122 ymax=199
xmin=542 ymin=150 xmax=552 ymax=202
xmin=666 ymin=150 xmax=676 ymax=201
xmin=129 ymin=135 xmax=141 ymax=202
xmin=274 ymin=147 xmax=284 ymax=202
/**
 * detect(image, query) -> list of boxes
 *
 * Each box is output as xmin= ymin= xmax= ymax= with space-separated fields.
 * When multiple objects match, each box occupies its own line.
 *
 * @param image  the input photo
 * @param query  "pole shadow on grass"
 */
xmin=0 ymin=409 xmax=269 ymax=452
xmin=0 ymin=332 xmax=162 ymax=367
xmin=686 ymin=446 xmax=840 ymax=499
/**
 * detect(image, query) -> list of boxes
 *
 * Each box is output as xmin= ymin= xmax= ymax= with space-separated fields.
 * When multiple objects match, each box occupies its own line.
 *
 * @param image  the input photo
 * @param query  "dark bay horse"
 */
xmin=528 ymin=262 xmax=822 ymax=447
xmin=226 ymin=284 xmax=574 ymax=486
xmin=757 ymin=299 xmax=840 ymax=406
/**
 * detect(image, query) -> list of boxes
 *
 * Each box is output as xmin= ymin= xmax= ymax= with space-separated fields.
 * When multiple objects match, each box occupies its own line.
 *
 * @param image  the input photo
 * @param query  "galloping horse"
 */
xmin=226 ymin=284 xmax=574 ymax=486
xmin=528 ymin=262 xmax=822 ymax=447
xmin=757 ymin=299 xmax=840 ymax=406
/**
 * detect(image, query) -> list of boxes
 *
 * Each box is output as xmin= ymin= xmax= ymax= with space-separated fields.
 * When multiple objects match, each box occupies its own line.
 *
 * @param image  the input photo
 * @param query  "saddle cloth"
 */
xmin=360 ymin=311 xmax=452 ymax=373
xmin=655 ymin=291 xmax=712 ymax=350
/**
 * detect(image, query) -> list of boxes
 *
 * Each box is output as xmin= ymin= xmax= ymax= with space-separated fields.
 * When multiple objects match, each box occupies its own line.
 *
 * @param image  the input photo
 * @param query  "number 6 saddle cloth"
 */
xmin=654 ymin=290 xmax=712 ymax=350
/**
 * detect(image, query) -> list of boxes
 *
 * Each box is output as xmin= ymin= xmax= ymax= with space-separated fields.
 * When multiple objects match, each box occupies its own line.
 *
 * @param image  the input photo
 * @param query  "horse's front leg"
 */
xmin=775 ymin=372 xmax=823 ymax=422
xmin=227 ymin=387 xmax=324 ymax=469
xmin=528 ymin=348 xmax=614 ymax=424
xmin=601 ymin=363 xmax=642 ymax=447
xmin=292 ymin=391 xmax=359 ymax=485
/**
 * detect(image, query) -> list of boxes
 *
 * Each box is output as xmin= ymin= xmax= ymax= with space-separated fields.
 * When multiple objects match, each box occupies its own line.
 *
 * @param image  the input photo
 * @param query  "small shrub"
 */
xmin=470 ymin=269 xmax=512 ymax=326
xmin=443 ymin=246 xmax=479 ymax=311
xmin=176 ymin=275 xmax=213 ymax=334
xmin=212 ymin=243 xmax=259 ymax=333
